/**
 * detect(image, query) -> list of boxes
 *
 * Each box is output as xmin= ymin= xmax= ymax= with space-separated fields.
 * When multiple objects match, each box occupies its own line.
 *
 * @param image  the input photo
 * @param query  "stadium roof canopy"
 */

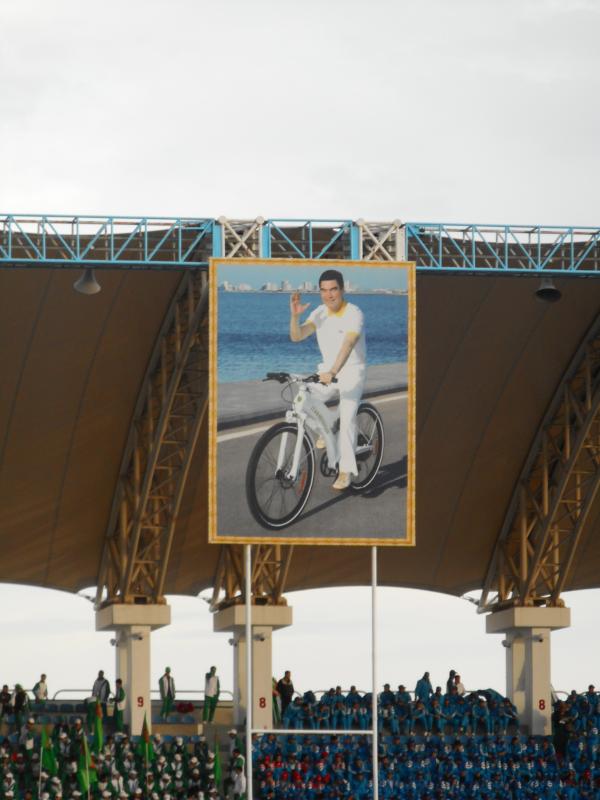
xmin=2 ymin=216 xmax=600 ymax=609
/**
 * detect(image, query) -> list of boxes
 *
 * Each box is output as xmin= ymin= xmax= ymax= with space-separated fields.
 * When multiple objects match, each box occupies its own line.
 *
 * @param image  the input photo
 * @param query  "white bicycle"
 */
xmin=245 ymin=372 xmax=385 ymax=530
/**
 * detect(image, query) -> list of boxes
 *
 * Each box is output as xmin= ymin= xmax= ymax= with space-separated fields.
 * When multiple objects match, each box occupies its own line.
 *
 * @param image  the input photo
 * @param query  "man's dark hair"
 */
xmin=318 ymin=269 xmax=344 ymax=290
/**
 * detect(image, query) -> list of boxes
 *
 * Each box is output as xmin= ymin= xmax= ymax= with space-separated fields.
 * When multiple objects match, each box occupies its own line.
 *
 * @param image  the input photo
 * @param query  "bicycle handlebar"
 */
xmin=264 ymin=372 xmax=337 ymax=385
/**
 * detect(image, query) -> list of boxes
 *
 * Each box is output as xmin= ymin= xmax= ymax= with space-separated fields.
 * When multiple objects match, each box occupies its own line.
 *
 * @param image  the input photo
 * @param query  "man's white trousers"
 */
xmin=311 ymin=365 xmax=366 ymax=476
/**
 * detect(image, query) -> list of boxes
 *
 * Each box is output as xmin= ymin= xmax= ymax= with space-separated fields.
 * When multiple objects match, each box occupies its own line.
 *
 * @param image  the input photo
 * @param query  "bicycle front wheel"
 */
xmin=246 ymin=422 xmax=315 ymax=529
xmin=351 ymin=402 xmax=385 ymax=491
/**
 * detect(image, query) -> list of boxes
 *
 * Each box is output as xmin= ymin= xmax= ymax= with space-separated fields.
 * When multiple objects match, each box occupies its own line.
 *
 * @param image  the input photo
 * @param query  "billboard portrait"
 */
xmin=208 ymin=258 xmax=415 ymax=545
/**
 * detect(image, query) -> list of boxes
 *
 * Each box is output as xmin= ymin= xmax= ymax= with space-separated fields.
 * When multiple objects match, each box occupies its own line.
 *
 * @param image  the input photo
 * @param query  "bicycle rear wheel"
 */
xmin=351 ymin=403 xmax=384 ymax=491
xmin=246 ymin=422 xmax=315 ymax=529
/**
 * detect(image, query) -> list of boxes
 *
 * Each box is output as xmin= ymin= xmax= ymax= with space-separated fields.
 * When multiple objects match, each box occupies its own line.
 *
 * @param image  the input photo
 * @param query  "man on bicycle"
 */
xmin=289 ymin=269 xmax=366 ymax=490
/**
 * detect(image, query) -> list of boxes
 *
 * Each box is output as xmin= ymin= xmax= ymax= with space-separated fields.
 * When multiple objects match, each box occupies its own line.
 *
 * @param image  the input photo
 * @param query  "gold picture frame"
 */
xmin=208 ymin=258 xmax=416 ymax=546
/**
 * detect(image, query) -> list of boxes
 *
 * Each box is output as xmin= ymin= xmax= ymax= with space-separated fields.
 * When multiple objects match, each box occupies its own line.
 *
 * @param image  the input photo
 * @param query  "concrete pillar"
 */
xmin=486 ymin=606 xmax=570 ymax=735
xmin=504 ymin=630 xmax=526 ymax=717
xmin=213 ymin=605 xmax=293 ymax=729
xmin=96 ymin=603 xmax=171 ymax=735
xmin=115 ymin=630 xmax=129 ymax=689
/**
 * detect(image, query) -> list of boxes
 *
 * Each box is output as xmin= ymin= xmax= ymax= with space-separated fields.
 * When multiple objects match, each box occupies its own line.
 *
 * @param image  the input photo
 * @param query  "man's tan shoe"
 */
xmin=332 ymin=472 xmax=351 ymax=491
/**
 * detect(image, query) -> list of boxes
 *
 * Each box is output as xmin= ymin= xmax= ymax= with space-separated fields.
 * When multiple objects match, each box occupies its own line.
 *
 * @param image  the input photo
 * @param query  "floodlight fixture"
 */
xmin=535 ymin=277 xmax=561 ymax=303
xmin=73 ymin=268 xmax=101 ymax=295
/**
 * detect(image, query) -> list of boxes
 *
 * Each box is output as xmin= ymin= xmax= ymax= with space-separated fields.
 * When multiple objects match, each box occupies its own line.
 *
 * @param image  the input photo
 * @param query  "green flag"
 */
xmin=137 ymin=713 xmax=155 ymax=764
xmin=77 ymin=735 xmax=97 ymax=794
xmin=41 ymin=726 xmax=58 ymax=777
xmin=93 ymin=700 xmax=103 ymax=754
xmin=213 ymin=734 xmax=222 ymax=787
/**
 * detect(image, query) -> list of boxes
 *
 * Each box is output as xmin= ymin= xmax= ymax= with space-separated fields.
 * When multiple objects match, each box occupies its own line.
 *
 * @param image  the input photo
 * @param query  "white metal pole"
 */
xmin=245 ymin=545 xmax=253 ymax=800
xmin=372 ymin=546 xmax=378 ymax=800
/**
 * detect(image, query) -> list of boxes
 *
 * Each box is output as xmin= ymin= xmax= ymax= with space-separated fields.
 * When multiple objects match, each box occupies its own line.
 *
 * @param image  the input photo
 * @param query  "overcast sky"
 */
xmin=1 ymin=0 xmax=600 ymax=700
xmin=2 ymin=0 xmax=599 ymax=223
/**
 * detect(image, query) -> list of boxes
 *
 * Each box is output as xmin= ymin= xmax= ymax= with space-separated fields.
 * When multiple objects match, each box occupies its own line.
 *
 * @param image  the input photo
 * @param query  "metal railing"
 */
xmin=49 ymin=688 xmax=233 ymax=702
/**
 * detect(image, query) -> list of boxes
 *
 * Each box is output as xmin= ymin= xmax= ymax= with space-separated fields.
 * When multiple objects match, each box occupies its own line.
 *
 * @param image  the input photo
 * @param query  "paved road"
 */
xmin=216 ymin=392 xmax=408 ymax=541
xmin=218 ymin=362 xmax=407 ymax=429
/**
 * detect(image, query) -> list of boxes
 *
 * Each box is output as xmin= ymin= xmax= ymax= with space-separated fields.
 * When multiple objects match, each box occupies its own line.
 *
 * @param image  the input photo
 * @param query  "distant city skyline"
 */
xmin=219 ymin=276 xmax=403 ymax=294
xmin=217 ymin=263 xmax=408 ymax=293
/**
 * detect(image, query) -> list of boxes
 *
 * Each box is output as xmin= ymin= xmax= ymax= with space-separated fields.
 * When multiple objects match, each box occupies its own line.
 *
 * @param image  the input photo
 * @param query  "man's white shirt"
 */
xmin=306 ymin=302 xmax=366 ymax=373
xmin=34 ymin=681 xmax=47 ymax=701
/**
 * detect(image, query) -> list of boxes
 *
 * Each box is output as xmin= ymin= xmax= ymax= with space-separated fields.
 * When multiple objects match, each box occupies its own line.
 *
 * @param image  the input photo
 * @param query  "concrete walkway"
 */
xmin=218 ymin=361 xmax=407 ymax=429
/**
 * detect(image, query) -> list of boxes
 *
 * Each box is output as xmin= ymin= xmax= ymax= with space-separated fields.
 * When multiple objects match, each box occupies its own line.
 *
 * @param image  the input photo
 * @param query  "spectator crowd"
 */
xmin=276 ymin=673 xmax=519 ymax=737
xmin=1 ymin=672 xmax=600 ymax=799
xmin=0 ymin=719 xmax=219 ymax=800
xmin=260 ymin=674 xmax=600 ymax=799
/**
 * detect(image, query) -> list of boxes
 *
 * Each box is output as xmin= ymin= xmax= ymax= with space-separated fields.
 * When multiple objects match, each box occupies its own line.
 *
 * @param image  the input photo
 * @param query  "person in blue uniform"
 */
xmin=345 ymin=686 xmax=361 ymax=708
xmin=395 ymin=702 xmax=410 ymax=736
xmin=332 ymin=701 xmax=348 ymax=731
xmin=396 ymin=685 xmax=411 ymax=706
xmin=414 ymin=672 xmax=432 ymax=704
xmin=283 ymin=698 xmax=301 ymax=730
xmin=496 ymin=697 xmax=518 ymax=734
xmin=380 ymin=684 xmax=395 ymax=706
xmin=472 ymin=699 xmax=493 ymax=735
xmin=317 ymin=702 xmax=330 ymax=730
xmin=411 ymin=701 xmax=431 ymax=735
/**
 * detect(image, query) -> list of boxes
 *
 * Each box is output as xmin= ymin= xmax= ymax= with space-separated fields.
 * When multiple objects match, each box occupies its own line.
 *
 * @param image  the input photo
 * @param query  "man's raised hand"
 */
xmin=290 ymin=291 xmax=310 ymax=317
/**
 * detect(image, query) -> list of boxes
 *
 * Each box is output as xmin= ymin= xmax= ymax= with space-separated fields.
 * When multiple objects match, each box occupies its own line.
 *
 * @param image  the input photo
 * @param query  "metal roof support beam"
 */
xmin=480 ymin=314 xmax=600 ymax=612
xmin=210 ymin=544 xmax=294 ymax=611
xmin=96 ymin=270 xmax=209 ymax=606
xmin=218 ymin=217 xmax=263 ymax=258
xmin=355 ymin=219 xmax=404 ymax=261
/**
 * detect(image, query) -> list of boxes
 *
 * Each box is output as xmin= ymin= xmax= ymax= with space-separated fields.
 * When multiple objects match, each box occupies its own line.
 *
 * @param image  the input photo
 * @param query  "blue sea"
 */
xmin=217 ymin=291 xmax=407 ymax=382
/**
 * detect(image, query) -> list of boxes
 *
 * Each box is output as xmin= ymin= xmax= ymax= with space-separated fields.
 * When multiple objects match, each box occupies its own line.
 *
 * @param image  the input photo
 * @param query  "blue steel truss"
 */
xmin=262 ymin=219 xmax=355 ymax=260
xmin=2 ymin=214 xmax=600 ymax=274
xmin=0 ymin=215 xmax=216 ymax=269
xmin=406 ymin=223 xmax=600 ymax=273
